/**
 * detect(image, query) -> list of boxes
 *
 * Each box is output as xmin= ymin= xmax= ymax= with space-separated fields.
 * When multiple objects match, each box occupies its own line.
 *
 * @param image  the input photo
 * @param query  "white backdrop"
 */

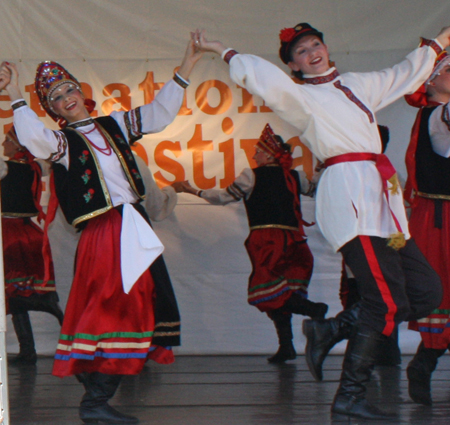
xmin=1 ymin=0 xmax=450 ymax=356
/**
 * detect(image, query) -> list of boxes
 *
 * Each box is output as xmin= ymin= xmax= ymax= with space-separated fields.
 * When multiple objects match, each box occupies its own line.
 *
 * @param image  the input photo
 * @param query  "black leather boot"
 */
xmin=302 ymin=303 xmax=360 ymax=381
xmin=267 ymin=311 xmax=296 ymax=364
xmin=79 ymin=372 xmax=139 ymax=424
xmin=10 ymin=313 xmax=37 ymax=365
xmin=407 ymin=342 xmax=446 ymax=405
xmin=282 ymin=293 xmax=328 ymax=319
xmin=331 ymin=325 xmax=397 ymax=420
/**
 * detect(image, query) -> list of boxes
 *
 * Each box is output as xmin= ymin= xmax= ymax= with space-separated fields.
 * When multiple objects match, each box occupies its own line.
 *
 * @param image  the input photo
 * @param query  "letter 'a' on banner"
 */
xmin=0 ymin=184 xmax=10 ymax=424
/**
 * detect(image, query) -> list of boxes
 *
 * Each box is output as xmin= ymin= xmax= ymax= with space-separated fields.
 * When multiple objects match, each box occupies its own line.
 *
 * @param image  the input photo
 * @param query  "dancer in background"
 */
xmin=0 ymin=33 xmax=201 ymax=424
xmin=404 ymin=50 xmax=450 ymax=406
xmin=1 ymin=126 xmax=63 ymax=365
xmin=179 ymin=124 xmax=327 ymax=364
xmin=193 ymin=22 xmax=449 ymax=419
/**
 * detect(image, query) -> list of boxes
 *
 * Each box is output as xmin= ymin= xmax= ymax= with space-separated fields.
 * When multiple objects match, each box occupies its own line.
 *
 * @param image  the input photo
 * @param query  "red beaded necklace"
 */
xmin=81 ymin=122 xmax=113 ymax=156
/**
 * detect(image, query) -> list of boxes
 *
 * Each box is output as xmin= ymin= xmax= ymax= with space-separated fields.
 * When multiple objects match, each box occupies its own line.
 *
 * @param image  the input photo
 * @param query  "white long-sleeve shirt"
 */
xmin=225 ymin=42 xmax=440 ymax=251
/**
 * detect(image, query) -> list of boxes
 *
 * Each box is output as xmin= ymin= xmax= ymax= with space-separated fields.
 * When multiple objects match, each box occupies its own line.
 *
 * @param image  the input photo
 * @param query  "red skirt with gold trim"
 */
xmin=2 ymin=217 xmax=56 ymax=313
xmin=245 ymin=228 xmax=313 ymax=312
xmin=52 ymin=208 xmax=173 ymax=378
xmin=408 ymin=197 xmax=450 ymax=349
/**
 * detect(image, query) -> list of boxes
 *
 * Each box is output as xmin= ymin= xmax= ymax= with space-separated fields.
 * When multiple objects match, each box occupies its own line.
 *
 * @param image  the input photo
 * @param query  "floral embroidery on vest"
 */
xmin=81 ymin=169 xmax=92 ymax=184
xmin=115 ymin=134 xmax=127 ymax=145
xmin=131 ymin=169 xmax=142 ymax=180
xmin=124 ymin=149 xmax=134 ymax=161
xmin=83 ymin=188 xmax=95 ymax=203
xmin=79 ymin=150 xmax=89 ymax=165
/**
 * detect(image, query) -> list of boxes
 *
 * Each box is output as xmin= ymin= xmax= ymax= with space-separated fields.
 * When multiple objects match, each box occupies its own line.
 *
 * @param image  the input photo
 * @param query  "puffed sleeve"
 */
xmin=134 ymin=155 xmax=177 ymax=221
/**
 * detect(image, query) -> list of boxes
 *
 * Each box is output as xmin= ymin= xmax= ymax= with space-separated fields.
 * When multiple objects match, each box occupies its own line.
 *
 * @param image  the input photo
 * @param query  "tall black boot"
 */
xmin=267 ymin=311 xmax=296 ymax=364
xmin=331 ymin=325 xmax=397 ymax=420
xmin=10 ymin=313 xmax=37 ymax=365
xmin=375 ymin=327 xmax=401 ymax=366
xmin=79 ymin=372 xmax=139 ymax=424
xmin=282 ymin=293 xmax=328 ymax=319
xmin=407 ymin=342 xmax=446 ymax=405
xmin=302 ymin=302 xmax=360 ymax=381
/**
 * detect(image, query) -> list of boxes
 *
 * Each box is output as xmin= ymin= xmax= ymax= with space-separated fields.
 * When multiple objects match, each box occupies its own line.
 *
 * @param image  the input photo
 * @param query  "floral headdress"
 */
xmin=279 ymin=22 xmax=324 ymax=65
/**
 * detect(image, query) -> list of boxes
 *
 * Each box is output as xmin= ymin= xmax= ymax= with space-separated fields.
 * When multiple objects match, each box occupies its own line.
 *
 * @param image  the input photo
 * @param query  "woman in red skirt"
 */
xmin=404 ymin=50 xmax=450 ymax=406
xmin=0 ymin=35 xmax=202 ymax=424
xmin=179 ymin=124 xmax=327 ymax=364
xmin=1 ymin=127 xmax=63 ymax=365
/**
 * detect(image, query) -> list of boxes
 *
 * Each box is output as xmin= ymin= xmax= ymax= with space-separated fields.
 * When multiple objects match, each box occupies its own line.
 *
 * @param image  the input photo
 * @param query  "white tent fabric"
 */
xmin=1 ymin=0 xmax=450 ymax=356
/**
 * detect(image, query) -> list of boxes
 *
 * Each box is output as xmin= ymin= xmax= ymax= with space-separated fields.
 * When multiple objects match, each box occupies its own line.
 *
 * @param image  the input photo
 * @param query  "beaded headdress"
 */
xmin=35 ymin=61 xmax=83 ymax=121
xmin=405 ymin=50 xmax=450 ymax=108
xmin=279 ymin=22 xmax=324 ymax=65
xmin=256 ymin=124 xmax=285 ymax=157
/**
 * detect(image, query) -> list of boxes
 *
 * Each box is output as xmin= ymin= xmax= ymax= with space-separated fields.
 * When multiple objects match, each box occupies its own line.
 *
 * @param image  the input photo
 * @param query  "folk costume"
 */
xmin=11 ymin=61 xmax=185 ymax=424
xmin=220 ymin=23 xmax=442 ymax=419
xmin=1 ymin=127 xmax=63 ymax=365
xmin=404 ymin=51 xmax=450 ymax=406
xmin=195 ymin=124 xmax=327 ymax=363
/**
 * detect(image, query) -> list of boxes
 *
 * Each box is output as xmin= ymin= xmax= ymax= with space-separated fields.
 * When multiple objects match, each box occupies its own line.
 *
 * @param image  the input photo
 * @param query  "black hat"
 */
xmin=279 ymin=23 xmax=324 ymax=64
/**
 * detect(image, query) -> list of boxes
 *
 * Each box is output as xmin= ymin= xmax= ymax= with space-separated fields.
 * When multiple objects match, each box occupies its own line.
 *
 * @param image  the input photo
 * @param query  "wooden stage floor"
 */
xmin=6 ymin=354 xmax=450 ymax=425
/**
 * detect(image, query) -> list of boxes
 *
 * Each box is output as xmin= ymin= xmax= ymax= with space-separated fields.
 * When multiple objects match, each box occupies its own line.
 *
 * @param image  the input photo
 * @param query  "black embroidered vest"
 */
xmin=53 ymin=116 xmax=145 ymax=228
xmin=416 ymin=107 xmax=450 ymax=196
xmin=244 ymin=166 xmax=300 ymax=229
xmin=1 ymin=161 xmax=39 ymax=217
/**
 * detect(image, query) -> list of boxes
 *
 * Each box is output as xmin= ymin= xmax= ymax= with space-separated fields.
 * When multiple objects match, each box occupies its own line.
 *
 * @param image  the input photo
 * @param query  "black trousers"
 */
xmin=340 ymin=236 xmax=442 ymax=336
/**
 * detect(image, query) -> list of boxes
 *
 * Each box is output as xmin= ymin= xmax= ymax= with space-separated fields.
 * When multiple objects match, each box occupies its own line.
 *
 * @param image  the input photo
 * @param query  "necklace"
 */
xmin=67 ymin=118 xmax=95 ymax=128
xmin=81 ymin=123 xmax=113 ymax=156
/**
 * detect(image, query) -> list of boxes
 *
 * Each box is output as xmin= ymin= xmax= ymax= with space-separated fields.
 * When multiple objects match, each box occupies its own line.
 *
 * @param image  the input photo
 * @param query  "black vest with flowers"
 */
xmin=244 ymin=166 xmax=300 ymax=229
xmin=1 ymin=161 xmax=39 ymax=217
xmin=53 ymin=116 xmax=145 ymax=228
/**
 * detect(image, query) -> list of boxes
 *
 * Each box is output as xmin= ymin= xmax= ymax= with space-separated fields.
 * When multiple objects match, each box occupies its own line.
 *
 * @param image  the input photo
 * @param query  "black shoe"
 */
xmin=9 ymin=352 xmax=37 ymax=365
xmin=332 ymin=394 xmax=397 ymax=420
xmin=302 ymin=318 xmax=339 ymax=381
xmin=407 ymin=364 xmax=432 ymax=406
xmin=302 ymin=304 xmax=360 ymax=381
xmin=267 ymin=342 xmax=296 ymax=364
xmin=406 ymin=342 xmax=446 ymax=405
xmin=11 ymin=313 xmax=37 ymax=365
xmin=79 ymin=403 xmax=139 ymax=424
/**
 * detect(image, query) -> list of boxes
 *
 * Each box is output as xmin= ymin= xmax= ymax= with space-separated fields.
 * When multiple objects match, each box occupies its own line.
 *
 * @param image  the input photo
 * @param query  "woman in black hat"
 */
xmin=193 ymin=24 xmax=450 ymax=420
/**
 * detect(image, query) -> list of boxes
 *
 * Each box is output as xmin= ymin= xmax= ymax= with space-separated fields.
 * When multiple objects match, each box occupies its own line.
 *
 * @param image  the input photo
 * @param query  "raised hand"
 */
xmin=0 ymin=62 xmax=12 ymax=91
xmin=436 ymin=26 xmax=450 ymax=49
xmin=177 ymin=34 xmax=204 ymax=81
xmin=193 ymin=29 xmax=226 ymax=56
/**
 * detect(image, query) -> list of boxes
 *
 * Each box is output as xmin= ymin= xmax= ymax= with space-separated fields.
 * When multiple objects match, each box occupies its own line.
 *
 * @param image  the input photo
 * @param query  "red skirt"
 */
xmin=408 ymin=197 xmax=450 ymax=349
xmin=52 ymin=208 xmax=173 ymax=378
xmin=245 ymin=228 xmax=313 ymax=312
xmin=2 ymin=217 xmax=56 ymax=313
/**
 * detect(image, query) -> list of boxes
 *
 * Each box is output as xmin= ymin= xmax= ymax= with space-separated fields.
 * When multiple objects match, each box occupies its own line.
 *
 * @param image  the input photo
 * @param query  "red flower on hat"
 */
xmin=279 ymin=28 xmax=297 ymax=42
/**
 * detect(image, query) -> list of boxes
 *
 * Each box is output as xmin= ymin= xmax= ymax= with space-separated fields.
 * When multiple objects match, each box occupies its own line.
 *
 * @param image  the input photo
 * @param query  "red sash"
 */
xmin=324 ymin=152 xmax=405 ymax=249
